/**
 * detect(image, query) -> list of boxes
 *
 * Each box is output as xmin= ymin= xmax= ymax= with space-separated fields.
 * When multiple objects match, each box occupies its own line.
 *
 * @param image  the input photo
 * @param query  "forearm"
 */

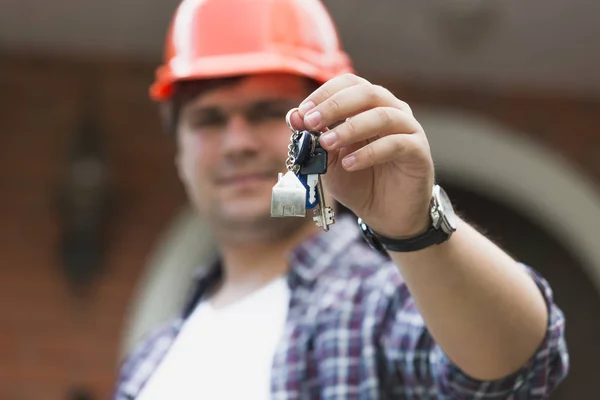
xmin=389 ymin=217 xmax=548 ymax=381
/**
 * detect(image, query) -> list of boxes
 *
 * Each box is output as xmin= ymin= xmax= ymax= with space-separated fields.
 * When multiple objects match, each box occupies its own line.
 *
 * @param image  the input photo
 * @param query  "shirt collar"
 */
xmin=286 ymin=214 xmax=361 ymax=286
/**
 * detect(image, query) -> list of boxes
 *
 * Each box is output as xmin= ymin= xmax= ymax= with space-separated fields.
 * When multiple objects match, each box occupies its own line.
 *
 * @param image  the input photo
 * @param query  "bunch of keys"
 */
xmin=270 ymin=108 xmax=335 ymax=231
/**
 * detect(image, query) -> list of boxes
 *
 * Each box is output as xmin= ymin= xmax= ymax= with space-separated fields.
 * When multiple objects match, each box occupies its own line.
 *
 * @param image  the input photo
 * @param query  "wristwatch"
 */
xmin=358 ymin=184 xmax=458 ymax=253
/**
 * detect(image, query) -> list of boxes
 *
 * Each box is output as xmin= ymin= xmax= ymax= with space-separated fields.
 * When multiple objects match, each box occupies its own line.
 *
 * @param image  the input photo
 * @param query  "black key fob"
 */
xmin=294 ymin=130 xmax=314 ymax=166
xmin=299 ymin=146 xmax=327 ymax=175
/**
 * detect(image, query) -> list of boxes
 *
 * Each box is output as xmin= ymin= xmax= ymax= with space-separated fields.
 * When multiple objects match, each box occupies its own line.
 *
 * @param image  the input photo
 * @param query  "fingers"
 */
xmin=289 ymin=78 xmax=371 ymax=131
xmin=318 ymin=107 xmax=422 ymax=150
xmin=340 ymin=134 xmax=426 ymax=171
xmin=300 ymin=73 xmax=370 ymax=116
xmin=287 ymin=74 xmax=426 ymax=173
xmin=288 ymin=109 xmax=304 ymax=130
xmin=305 ymin=85 xmax=410 ymax=131
xmin=290 ymin=73 xmax=412 ymax=132
xmin=289 ymin=74 xmax=367 ymax=131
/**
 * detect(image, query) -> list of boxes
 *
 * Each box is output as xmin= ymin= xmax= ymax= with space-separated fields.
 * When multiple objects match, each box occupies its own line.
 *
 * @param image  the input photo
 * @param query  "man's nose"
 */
xmin=220 ymin=114 xmax=261 ymax=155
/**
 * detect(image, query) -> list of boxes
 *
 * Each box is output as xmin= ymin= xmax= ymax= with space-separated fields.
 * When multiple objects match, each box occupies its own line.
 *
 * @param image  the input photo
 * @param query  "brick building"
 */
xmin=1 ymin=1 xmax=599 ymax=399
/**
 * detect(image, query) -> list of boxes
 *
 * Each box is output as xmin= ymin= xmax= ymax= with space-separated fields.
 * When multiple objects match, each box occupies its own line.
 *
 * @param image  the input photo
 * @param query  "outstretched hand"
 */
xmin=289 ymin=74 xmax=435 ymax=237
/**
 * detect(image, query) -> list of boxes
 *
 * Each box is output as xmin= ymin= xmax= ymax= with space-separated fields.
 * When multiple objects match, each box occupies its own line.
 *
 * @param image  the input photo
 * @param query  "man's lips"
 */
xmin=216 ymin=173 xmax=275 ymax=186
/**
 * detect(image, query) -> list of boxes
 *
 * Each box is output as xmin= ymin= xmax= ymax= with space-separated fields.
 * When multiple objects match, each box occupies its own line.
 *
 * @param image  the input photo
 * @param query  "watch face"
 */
xmin=436 ymin=186 xmax=458 ymax=231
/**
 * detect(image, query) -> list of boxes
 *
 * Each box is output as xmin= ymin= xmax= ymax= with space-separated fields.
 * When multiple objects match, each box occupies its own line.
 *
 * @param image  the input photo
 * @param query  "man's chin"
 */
xmin=208 ymin=205 xmax=310 ymax=238
xmin=210 ymin=201 xmax=271 ymax=225
xmin=220 ymin=210 xmax=272 ymax=226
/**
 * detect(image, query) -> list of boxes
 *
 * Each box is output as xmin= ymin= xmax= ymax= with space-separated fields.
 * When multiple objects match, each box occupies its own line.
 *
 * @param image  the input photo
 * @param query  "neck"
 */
xmin=209 ymin=219 xmax=319 ymax=307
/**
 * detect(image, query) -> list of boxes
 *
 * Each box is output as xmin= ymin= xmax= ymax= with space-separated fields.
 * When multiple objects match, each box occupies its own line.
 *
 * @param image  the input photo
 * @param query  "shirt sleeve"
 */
xmin=379 ymin=263 xmax=569 ymax=399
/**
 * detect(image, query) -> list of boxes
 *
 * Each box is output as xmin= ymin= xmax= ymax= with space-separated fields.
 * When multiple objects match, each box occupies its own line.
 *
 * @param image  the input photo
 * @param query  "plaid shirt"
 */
xmin=114 ymin=215 xmax=569 ymax=399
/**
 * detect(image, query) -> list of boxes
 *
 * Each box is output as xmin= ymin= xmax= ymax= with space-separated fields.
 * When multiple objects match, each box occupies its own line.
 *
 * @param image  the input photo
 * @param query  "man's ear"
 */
xmin=174 ymin=151 xmax=184 ymax=183
xmin=159 ymin=102 xmax=178 ymax=136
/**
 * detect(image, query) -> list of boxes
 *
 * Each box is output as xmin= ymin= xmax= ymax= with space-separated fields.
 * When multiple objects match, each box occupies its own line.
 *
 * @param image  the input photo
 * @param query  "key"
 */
xmin=299 ymin=146 xmax=327 ymax=175
xmin=296 ymin=173 xmax=319 ymax=210
xmin=296 ymin=134 xmax=335 ymax=231
xmin=293 ymin=130 xmax=315 ymax=166
xmin=306 ymin=174 xmax=318 ymax=205
xmin=295 ymin=131 xmax=324 ymax=210
xmin=312 ymin=175 xmax=335 ymax=231
xmin=277 ymin=110 xmax=334 ymax=230
xmin=270 ymin=171 xmax=307 ymax=217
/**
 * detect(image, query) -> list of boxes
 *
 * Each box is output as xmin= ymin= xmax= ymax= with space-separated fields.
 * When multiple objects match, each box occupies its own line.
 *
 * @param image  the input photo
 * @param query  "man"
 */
xmin=115 ymin=0 xmax=569 ymax=398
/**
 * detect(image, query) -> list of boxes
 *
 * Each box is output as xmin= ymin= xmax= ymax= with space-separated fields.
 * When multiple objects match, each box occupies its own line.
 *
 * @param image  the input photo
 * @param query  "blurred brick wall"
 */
xmin=0 ymin=53 xmax=186 ymax=400
xmin=0 ymin=53 xmax=598 ymax=399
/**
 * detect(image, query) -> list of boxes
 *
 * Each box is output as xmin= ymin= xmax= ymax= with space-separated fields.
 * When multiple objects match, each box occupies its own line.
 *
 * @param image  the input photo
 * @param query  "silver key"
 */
xmin=306 ymin=174 xmax=319 ymax=206
xmin=271 ymin=171 xmax=307 ymax=217
xmin=312 ymin=175 xmax=335 ymax=231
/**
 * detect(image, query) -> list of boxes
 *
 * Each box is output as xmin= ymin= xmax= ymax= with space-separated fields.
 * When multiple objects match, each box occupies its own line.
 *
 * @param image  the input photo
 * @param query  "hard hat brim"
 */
xmin=149 ymin=52 xmax=354 ymax=102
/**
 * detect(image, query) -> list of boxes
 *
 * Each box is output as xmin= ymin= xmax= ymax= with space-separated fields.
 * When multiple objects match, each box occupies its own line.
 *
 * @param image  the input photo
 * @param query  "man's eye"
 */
xmin=190 ymin=115 xmax=227 ymax=128
xmin=247 ymin=108 xmax=289 ymax=123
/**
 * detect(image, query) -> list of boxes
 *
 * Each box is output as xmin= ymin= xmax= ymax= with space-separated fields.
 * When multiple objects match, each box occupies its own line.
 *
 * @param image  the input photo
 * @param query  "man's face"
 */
xmin=175 ymin=74 xmax=309 ymax=232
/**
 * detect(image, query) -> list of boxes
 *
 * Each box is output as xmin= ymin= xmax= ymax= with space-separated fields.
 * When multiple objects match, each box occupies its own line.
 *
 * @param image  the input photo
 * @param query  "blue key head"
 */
xmin=296 ymin=173 xmax=320 ymax=209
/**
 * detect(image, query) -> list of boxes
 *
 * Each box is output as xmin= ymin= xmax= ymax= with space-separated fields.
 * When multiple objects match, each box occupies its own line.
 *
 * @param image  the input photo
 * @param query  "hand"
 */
xmin=289 ymin=74 xmax=435 ymax=238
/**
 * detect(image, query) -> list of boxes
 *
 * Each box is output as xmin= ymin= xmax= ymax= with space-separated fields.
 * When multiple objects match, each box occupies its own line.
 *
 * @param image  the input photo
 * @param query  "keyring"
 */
xmin=285 ymin=108 xmax=299 ymax=133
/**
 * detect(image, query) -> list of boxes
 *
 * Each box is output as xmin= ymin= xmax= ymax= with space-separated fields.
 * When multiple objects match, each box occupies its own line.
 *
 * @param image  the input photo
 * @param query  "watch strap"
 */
xmin=358 ymin=218 xmax=451 ymax=253
xmin=375 ymin=225 xmax=450 ymax=252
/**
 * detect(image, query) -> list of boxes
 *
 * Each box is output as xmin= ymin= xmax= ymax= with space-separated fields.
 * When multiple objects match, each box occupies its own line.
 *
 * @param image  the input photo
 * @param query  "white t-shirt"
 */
xmin=136 ymin=277 xmax=290 ymax=400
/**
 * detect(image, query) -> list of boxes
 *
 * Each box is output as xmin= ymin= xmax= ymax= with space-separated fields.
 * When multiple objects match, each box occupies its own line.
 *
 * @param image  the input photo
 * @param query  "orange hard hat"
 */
xmin=149 ymin=0 xmax=354 ymax=101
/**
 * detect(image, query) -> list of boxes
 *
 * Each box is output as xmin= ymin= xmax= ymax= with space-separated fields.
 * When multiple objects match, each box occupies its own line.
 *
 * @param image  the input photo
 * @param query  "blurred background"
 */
xmin=1 ymin=0 xmax=599 ymax=398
